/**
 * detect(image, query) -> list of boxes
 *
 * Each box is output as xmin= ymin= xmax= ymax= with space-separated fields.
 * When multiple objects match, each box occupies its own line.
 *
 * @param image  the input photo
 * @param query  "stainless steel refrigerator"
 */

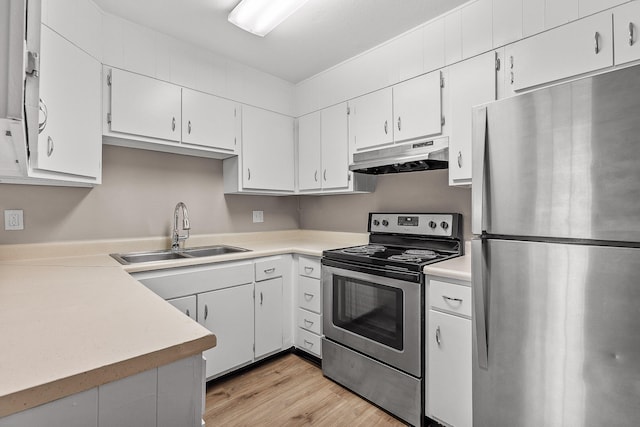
xmin=471 ymin=64 xmax=640 ymax=427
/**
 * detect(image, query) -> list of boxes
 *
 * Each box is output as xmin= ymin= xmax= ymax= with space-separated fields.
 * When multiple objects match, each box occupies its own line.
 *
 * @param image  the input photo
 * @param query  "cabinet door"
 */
xmin=181 ymin=88 xmax=238 ymax=152
xmin=297 ymin=111 xmax=322 ymax=191
xmin=198 ymin=284 xmax=254 ymax=379
xmin=428 ymin=310 xmax=472 ymax=427
xmin=255 ymin=278 xmax=283 ymax=358
xmin=545 ymin=0 xmax=578 ymax=29
xmin=350 ymin=87 xmax=393 ymax=151
xmin=34 ymin=25 xmax=101 ymax=178
xmin=614 ymin=1 xmax=640 ymax=66
xmin=461 ymin=0 xmax=493 ymax=58
xmin=493 ymin=0 xmax=523 ymax=47
xmin=242 ymin=106 xmax=295 ymax=191
xmin=109 ymin=68 xmax=181 ymax=142
xmin=167 ymin=295 xmax=197 ymax=321
xmin=393 ymin=72 xmax=442 ymax=144
xmin=448 ymin=52 xmax=496 ymax=185
xmin=320 ymin=102 xmax=349 ymax=190
xmin=507 ymin=11 xmax=613 ymax=92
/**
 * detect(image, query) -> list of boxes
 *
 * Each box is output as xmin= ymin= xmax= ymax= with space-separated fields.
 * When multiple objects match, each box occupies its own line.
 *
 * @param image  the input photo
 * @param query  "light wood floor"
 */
xmin=204 ymin=353 xmax=408 ymax=426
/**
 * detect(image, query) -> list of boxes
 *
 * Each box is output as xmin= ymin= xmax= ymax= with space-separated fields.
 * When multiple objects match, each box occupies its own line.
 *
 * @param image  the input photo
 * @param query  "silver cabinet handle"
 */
xmin=303 ymin=340 xmax=314 ymax=347
xmin=247 ymin=168 xmax=251 ymax=180
xmin=397 ymin=116 xmax=401 ymax=131
xmin=304 ymin=319 xmax=314 ymax=327
xmin=457 ymin=151 xmax=462 ymax=168
xmin=384 ymin=120 xmax=388 ymax=134
xmin=510 ymin=71 xmax=514 ymax=85
xmin=260 ymin=292 xmax=263 ymax=306
xmin=47 ymin=136 xmax=54 ymax=157
xmin=204 ymin=304 xmax=209 ymax=320
xmin=594 ymin=31 xmax=600 ymax=54
xmin=264 ymin=267 xmax=275 ymax=274
xmin=304 ymin=292 xmax=314 ymax=300
xmin=304 ymin=266 xmax=314 ymax=273
xmin=435 ymin=326 xmax=441 ymax=346
xmin=38 ymin=98 xmax=48 ymax=134
xmin=314 ymin=170 xmax=318 ymax=182
xmin=323 ymin=169 xmax=327 ymax=181
xmin=443 ymin=295 xmax=463 ymax=305
xmin=172 ymin=117 xmax=176 ymax=131
xmin=630 ymin=22 xmax=636 ymax=46
xmin=186 ymin=309 xmax=190 ymax=317
xmin=188 ymin=120 xmax=192 ymax=134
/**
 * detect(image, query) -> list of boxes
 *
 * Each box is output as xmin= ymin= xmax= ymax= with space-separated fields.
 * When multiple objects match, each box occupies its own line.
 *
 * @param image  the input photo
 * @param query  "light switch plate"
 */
xmin=4 ymin=209 xmax=24 ymax=231
xmin=252 ymin=210 xmax=264 ymax=223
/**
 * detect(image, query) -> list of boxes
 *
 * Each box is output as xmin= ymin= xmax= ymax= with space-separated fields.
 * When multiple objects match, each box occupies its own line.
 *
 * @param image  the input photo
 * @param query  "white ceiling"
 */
xmin=93 ymin=0 xmax=468 ymax=84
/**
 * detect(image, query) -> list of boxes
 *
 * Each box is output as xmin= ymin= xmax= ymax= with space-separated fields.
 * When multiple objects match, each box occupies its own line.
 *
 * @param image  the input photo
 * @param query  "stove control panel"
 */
xmin=369 ymin=213 xmax=458 ymax=237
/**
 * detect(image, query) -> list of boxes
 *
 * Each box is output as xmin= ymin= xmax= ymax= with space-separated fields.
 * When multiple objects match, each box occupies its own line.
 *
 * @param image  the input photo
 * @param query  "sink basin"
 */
xmin=110 ymin=245 xmax=250 ymax=265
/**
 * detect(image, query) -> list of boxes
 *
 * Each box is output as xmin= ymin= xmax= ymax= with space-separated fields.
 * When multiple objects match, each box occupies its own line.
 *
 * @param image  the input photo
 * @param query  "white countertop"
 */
xmin=423 ymin=242 xmax=472 ymax=282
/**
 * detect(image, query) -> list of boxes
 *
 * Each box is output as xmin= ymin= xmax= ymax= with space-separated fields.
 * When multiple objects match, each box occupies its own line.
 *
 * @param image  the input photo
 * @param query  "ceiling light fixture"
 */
xmin=228 ymin=0 xmax=310 ymax=37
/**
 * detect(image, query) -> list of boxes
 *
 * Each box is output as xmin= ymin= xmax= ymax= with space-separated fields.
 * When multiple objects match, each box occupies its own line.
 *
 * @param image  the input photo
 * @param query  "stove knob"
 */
xmin=382 ymin=220 xmax=389 ymax=227
xmin=428 ymin=221 xmax=437 ymax=229
xmin=440 ymin=221 xmax=449 ymax=230
xmin=373 ymin=219 xmax=380 ymax=226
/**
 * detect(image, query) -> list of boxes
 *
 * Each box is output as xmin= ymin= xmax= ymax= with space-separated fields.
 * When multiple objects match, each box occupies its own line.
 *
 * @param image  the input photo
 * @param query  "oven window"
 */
xmin=332 ymin=275 xmax=404 ymax=350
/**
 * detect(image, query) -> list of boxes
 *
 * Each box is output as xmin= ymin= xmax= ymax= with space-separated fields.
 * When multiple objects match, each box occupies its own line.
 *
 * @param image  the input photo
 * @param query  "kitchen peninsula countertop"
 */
xmin=0 ymin=230 xmax=368 ymax=418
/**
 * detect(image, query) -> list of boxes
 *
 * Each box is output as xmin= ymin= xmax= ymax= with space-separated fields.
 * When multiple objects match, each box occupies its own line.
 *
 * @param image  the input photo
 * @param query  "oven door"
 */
xmin=322 ymin=263 xmax=422 ymax=377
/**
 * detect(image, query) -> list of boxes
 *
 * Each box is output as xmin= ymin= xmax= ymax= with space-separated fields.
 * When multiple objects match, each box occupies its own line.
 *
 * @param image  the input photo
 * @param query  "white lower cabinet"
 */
xmin=427 ymin=276 xmax=472 ymax=427
xmin=255 ymin=277 xmax=284 ymax=358
xmin=167 ymin=295 xmax=197 ymax=320
xmin=295 ymin=256 xmax=323 ymax=358
xmin=198 ymin=284 xmax=255 ymax=379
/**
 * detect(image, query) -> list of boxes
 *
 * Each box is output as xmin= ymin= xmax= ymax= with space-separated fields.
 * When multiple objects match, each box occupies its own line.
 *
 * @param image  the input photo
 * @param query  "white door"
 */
xmin=393 ymin=72 xmax=442 ymax=144
xmin=613 ymin=1 xmax=640 ymax=66
xmin=198 ymin=284 xmax=254 ymax=379
xmin=320 ymin=103 xmax=350 ymax=190
xmin=351 ymin=87 xmax=393 ymax=151
xmin=109 ymin=68 xmax=181 ymax=142
xmin=254 ymin=278 xmax=283 ymax=358
xmin=34 ymin=25 xmax=101 ymax=178
xmin=166 ymin=295 xmax=197 ymax=321
xmin=506 ymin=11 xmax=613 ymax=92
xmin=242 ymin=106 xmax=295 ymax=192
xmin=181 ymin=88 xmax=238 ymax=152
xmin=297 ymin=111 xmax=322 ymax=191
xmin=448 ymin=51 xmax=496 ymax=185
xmin=428 ymin=310 xmax=472 ymax=427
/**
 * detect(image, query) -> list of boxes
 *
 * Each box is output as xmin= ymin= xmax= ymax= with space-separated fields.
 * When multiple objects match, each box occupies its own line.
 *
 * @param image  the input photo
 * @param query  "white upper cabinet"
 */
xmin=393 ymin=72 xmax=442 ymax=144
xmin=522 ymin=0 xmax=546 ymax=37
xmin=181 ymin=88 xmax=238 ymax=153
xmin=461 ymin=0 xmax=493 ymax=58
xmin=506 ymin=11 xmax=613 ymax=92
xmin=241 ymin=106 xmax=295 ymax=192
xmin=297 ymin=111 xmax=322 ymax=191
xmin=444 ymin=10 xmax=463 ymax=65
xmin=613 ymin=1 xmax=640 ymax=65
xmin=447 ymin=51 xmax=497 ymax=185
xmin=423 ymin=18 xmax=446 ymax=73
xmin=580 ymin=0 xmax=628 ymax=17
xmin=109 ymin=68 xmax=181 ymax=142
xmin=320 ymin=103 xmax=350 ymax=190
xmin=545 ymin=0 xmax=579 ymax=29
xmin=350 ymin=87 xmax=393 ymax=151
xmin=493 ymin=0 xmax=523 ymax=47
xmin=34 ymin=25 xmax=101 ymax=181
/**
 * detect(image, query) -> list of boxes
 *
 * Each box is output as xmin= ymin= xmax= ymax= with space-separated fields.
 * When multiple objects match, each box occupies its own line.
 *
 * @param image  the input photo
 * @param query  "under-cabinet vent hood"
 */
xmin=349 ymin=137 xmax=448 ymax=175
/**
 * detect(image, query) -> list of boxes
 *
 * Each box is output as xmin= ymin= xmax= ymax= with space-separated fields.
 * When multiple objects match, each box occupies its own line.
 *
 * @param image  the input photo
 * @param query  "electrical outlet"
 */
xmin=252 ymin=210 xmax=264 ymax=223
xmin=4 ymin=209 xmax=24 ymax=231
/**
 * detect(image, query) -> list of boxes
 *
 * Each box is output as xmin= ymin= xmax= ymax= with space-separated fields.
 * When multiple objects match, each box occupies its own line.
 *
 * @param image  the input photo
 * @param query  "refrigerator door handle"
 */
xmin=472 ymin=106 xmax=488 ymax=235
xmin=472 ymin=239 xmax=489 ymax=370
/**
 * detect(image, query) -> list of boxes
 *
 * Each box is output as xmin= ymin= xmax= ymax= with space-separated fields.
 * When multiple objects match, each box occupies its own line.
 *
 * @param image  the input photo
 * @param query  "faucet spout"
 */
xmin=171 ymin=202 xmax=190 ymax=250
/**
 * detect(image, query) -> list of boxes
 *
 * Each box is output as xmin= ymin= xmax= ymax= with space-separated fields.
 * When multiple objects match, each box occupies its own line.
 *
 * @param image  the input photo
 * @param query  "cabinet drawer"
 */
xmin=429 ymin=280 xmax=472 ymax=317
xmin=298 ymin=256 xmax=320 ymax=279
xmin=297 ymin=308 xmax=322 ymax=335
xmin=255 ymin=257 xmax=284 ymax=281
xmin=298 ymin=276 xmax=321 ymax=314
xmin=297 ymin=328 xmax=322 ymax=358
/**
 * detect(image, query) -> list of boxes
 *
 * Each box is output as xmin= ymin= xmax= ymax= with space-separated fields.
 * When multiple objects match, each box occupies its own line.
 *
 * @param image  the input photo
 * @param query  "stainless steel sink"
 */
xmin=110 ymin=245 xmax=250 ymax=265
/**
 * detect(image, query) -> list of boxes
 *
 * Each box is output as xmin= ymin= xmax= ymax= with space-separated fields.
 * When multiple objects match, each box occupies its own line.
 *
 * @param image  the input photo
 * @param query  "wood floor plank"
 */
xmin=204 ymin=353 xmax=407 ymax=426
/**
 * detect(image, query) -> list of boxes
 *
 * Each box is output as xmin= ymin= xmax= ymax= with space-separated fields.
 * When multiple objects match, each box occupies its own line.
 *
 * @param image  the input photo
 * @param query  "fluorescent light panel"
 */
xmin=228 ymin=0 xmax=310 ymax=37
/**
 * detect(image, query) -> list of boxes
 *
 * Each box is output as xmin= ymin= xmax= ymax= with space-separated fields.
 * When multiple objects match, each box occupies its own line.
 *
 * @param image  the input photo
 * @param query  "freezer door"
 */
xmin=472 ymin=239 xmax=640 ymax=427
xmin=472 ymin=64 xmax=640 ymax=242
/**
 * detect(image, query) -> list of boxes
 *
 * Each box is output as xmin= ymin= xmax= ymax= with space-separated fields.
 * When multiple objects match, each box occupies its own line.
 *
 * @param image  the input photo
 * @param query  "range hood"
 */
xmin=349 ymin=137 xmax=448 ymax=175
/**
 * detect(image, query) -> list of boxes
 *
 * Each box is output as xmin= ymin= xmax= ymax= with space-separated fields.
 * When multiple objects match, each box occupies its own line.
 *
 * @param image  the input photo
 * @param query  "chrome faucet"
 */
xmin=171 ymin=202 xmax=190 ymax=250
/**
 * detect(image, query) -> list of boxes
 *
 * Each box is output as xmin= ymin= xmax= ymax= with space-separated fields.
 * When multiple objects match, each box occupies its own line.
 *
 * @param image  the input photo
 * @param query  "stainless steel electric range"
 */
xmin=321 ymin=212 xmax=463 ymax=427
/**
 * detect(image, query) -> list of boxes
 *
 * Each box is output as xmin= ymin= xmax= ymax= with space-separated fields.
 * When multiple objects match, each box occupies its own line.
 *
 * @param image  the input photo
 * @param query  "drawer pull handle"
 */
xmin=304 ymin=340 xmax=314 ymax=347
xmin=304 ymin=292 xmax=314 ymax=300
xmin=304 ymin=266 xmax=314 ymax=273
xmin=442 ymin=295 xmax=463 ymax=305
xmin=264 ymin=268 xmax=276 ymax=274
xmin=435 ymin=326 xmax=442 ymax=346
xmin=204 ymin=304 xmax=209 ymax=320
xmin=304 ymin=319 xmax=314 ymax=327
